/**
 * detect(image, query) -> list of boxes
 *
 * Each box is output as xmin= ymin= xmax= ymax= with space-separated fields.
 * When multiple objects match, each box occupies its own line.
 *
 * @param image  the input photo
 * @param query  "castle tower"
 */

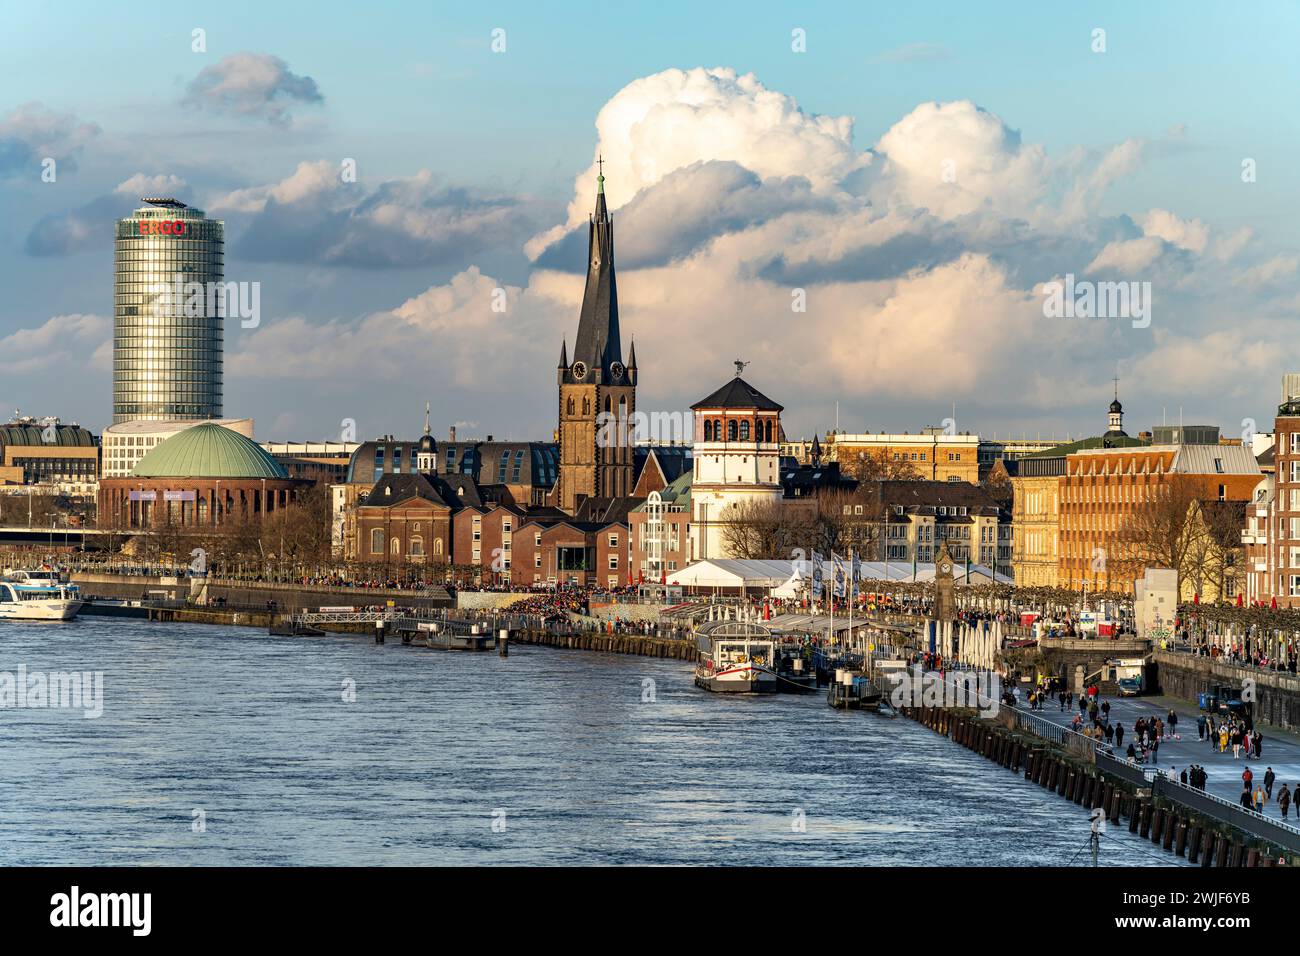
xmin=687 ymin=363 xmax=785 ymax=560
xmin=555 ymin=162 xmax=636 ymax=513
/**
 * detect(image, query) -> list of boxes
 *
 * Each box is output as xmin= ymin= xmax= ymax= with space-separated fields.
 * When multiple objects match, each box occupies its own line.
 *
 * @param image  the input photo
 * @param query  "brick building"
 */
xmin=98 ymin=422 xmax=308 ymax=529
xmin=1242 ymin=375 xmax=1300 ymax=606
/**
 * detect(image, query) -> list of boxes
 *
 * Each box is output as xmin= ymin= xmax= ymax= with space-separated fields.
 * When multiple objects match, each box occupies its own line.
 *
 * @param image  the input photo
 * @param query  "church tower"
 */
xmin=555 ymin=163 xmax=637 ymax=513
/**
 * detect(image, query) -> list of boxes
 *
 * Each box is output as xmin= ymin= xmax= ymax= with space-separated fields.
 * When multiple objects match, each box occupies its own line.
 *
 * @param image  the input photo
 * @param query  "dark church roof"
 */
xmin=364 ymin=472 xmax=445 ymax=508
xmin=362 ymin=470 xmax=497 ymax=511
xmin=633 ymin=446 xmax=691 ymax=487
xmin=574 ymin=496 xmax=644 ymax=525
xmin=691 ymin=376 xmax=784 ymax=411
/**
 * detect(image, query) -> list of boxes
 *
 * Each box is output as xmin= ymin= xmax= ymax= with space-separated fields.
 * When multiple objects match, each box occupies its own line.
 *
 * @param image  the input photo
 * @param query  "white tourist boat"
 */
xmin=694 ymin=621 xmax=778 ymax=693
xmin=0 ymin=569 xmax=83 ymax=621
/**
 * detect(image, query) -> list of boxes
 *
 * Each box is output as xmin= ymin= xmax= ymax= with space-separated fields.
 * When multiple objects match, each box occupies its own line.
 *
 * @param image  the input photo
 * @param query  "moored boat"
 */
xmin=694 ymin=621 xmax=778 ymax=693
xmin=0 ymin=570 xmax=83 ymax=621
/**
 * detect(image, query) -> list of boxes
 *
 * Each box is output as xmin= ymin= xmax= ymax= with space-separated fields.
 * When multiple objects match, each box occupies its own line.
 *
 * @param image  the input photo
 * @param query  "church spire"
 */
xmin=568 ymin=161 xmax=622 ymax=383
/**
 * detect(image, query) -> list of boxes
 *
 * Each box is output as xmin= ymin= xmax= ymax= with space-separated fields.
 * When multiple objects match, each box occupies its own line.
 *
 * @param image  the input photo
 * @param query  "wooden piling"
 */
xmin=1214 ymin=835 xmax=1230 ymax=867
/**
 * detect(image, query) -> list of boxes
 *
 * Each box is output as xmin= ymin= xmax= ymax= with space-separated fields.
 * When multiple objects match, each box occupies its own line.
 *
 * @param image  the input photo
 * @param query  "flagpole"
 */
xmin=828 ymin=553 xmax=834 ymax=650
xmin=848 ymin=548 xmax=854 ymax=659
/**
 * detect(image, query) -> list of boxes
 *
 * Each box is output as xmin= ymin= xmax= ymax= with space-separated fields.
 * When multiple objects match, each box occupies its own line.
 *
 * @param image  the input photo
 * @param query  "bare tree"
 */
xmin=839 ymin=450 xmax=922 ymax=483
xmin=1198 ymin=499 xmax=1247 ymax=602
xmin=719 ymin=498 xmax=814 ymax=559
xmin=809 ymin=489 xmax=886 ymax=559
xmin=1117 ymin=474 xmax=1204 ymax=585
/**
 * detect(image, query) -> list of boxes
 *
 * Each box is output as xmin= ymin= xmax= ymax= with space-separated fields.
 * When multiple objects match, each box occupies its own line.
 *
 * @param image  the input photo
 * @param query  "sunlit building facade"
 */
xmin=113 ymin=197 xmax=224 ymax=424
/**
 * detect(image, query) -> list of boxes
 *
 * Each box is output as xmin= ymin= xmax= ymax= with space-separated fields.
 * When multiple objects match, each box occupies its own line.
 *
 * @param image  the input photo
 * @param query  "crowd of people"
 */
xmin=1230 ymin=764 xmax=1297 ymax=816
xmin=1198 ymin=713 xmax=1262 ymax=758
xmin=1182 ymin=639 xmax=1300 ymax=675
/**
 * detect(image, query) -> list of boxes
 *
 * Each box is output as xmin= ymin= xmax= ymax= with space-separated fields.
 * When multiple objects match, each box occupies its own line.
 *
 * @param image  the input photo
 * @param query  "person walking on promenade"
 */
xmin=1241 ymin=787 xmax=1255 ymax=811
xmin=1059 ymin=691 xmax=1066 ymax=712
xmin=1178 ymin=766 xmax=1188 ymax=785
xmin=1253 ymin=730 xmax=1263 ymax=759
xmin=1254 ymin=785 xmax=1266 ymax=813
xmin=1104 ymin=723 xmax=1114 ymax=745
xmin=1279 ymin=784 xmax=1292 ymax=820
xmin=1167 ymin=709 xmax=1178 ymax=739
xmin=1115 ymin=723 xmax=1125 ymax=749
xmin=1265 ymin=767 xmax=1276 ymax=799
xmin=1242 ymin=765 xmax=1254 ymax=794
xmin=1150 ymin=735 xmax=1160 ymax=765
xmin=1102 ymin=699 xmax=1110 ymax=721
xmin=1197 ymin=713 xmax=1207 ymax=740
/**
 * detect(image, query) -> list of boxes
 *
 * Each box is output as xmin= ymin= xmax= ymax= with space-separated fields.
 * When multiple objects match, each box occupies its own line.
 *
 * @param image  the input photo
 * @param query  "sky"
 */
xmin=1 ymin=0 xmax=1298 ymax=445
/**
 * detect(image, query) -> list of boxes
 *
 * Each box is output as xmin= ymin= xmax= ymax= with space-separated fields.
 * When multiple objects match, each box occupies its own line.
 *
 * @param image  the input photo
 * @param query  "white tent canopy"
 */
xmin=665 ymin=559 xmax=795 ymax=590
xmin=669 ymin=558 xmax=1013 ymax=596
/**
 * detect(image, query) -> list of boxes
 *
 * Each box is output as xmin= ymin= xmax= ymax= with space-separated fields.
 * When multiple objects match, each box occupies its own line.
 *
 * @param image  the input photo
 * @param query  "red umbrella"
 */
xmin=1272 ymin=596 xmax=1278 ymax=610
xmin=1193 ymin=592 xmax=1200 ymax=605
xmin=1237 ymin=593 xmax=1244 ymax=607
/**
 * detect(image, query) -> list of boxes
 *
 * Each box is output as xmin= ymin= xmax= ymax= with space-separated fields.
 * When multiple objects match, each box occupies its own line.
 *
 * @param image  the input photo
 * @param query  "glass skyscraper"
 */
xmin=112 ymin=197 xmax=224 ymax=424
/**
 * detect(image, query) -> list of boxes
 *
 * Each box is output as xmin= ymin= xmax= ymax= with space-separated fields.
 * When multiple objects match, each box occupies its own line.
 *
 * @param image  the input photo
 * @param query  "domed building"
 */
xmin=98 ymin=422 xmax=310 ymax=528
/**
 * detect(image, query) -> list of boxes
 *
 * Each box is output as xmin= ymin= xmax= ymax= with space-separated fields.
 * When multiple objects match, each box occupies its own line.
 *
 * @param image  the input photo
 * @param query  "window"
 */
xmin=608 ymin=533 xmax=618 ymax=547
xmin=370 ymin=529 xmax=384 ymax=554
xmin=608 ymin=553 xmax=619 ymax=570
xmin=704 ymin=420 xmax=713 ymax=441
xmin=740 ymin=421 xmax=750 ymax=440
xmin=409 ymin=536 xmax=424 ymax=556
xmin=535 ymin=531 xmax=542 ymax=547
xmin=390 ymin=537 xmax=401 ymax=556
xmin=728 ymin=420 xmax=738 ymax=441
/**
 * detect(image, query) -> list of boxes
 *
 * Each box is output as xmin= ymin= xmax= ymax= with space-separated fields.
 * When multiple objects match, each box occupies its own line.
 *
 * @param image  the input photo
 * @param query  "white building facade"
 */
xmin=687 ymin=371 xmax=785 ymax=561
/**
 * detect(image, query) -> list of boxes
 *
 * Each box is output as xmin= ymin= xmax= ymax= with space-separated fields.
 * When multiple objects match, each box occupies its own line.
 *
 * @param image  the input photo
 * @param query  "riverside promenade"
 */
xmin=1028 ymin=693 xmax=1300 ymax=825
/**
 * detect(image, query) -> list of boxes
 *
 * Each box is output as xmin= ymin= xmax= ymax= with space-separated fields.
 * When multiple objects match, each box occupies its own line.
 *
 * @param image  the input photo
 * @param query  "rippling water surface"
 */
xmin=0 ymin=617 xmax=1182 ymax=866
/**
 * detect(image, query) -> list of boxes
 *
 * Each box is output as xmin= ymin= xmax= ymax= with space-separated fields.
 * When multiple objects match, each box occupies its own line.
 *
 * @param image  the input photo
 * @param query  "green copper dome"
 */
xmin=131 ymin=423 xmax=288 ymax=479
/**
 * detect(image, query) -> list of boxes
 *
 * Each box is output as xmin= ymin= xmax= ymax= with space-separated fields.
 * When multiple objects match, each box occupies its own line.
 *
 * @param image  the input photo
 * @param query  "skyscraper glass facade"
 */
xmin=113 ymin=198 xmax=224 ymax=424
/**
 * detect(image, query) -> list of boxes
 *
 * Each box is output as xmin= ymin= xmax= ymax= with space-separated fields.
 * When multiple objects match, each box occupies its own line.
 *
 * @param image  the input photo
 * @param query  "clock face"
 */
xmin=610 ymin=362 xmax=625 ymax=380
xmin=571 ymin=361 xmax=587 ymax=380
xmin=939 ymin=562 xmax=952 ymax=575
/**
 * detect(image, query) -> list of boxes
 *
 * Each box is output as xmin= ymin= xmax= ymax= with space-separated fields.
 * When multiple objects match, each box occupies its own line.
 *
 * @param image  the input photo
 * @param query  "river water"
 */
xmin=0 ymin=617 xmax=1182 ymax=866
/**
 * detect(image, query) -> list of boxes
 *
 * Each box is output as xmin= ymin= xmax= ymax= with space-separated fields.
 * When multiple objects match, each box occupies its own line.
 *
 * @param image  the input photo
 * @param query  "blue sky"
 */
xmin=2 ymin=0 xmax=1298 ymax=441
